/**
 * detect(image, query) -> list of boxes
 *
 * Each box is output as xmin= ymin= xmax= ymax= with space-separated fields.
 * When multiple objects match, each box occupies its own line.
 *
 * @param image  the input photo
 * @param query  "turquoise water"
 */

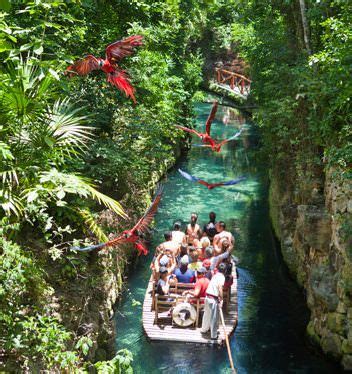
xmin=115 ymin=103 xmax=339 ymax=373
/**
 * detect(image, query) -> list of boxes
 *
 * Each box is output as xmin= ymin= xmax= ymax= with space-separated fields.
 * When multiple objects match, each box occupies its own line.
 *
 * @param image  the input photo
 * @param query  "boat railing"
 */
xmin=151 ymin=281 xmax=195 ymax=311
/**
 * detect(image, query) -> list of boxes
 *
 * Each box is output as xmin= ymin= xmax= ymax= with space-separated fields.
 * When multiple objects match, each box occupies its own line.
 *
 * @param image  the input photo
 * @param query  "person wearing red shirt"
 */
xmin=182 ymin=267 xmax=209 ymax=300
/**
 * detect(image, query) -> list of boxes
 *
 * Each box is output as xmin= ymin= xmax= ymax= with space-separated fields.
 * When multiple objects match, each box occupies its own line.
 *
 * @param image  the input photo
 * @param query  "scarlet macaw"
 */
xmin=178 ymin=169 xmax=246 ymax=190
xmin=65 ymin=35 xmax=143 ymax=103
xmin=72 ymin=186 xmax=163 ymax=256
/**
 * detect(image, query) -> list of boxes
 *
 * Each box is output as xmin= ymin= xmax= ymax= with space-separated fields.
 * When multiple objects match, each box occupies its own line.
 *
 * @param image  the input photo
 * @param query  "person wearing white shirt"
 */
xmin=200 ymin=263 xmax=226 ymax=340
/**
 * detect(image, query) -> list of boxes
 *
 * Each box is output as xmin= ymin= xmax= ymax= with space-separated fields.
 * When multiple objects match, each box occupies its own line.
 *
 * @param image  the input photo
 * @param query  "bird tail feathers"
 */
xmin=108 ymin=70 xmax=136 ymax=103
xmin=71 ymin=243 xmax=105 ymax=252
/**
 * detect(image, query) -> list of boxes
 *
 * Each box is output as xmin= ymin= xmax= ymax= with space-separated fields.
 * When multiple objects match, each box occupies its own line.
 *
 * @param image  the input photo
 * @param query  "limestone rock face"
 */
xmin=295 ymin=205 xmax=331 ymax=253
xmin=269 ymin=167 xmax=352 ymax=370
xmin=309 ymin=265 xmax=338 ymax=312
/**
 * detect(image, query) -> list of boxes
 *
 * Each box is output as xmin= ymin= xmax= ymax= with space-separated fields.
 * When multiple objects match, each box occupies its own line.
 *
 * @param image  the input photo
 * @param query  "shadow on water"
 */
xmin=114 ymin=103 xmax=339 ymax=373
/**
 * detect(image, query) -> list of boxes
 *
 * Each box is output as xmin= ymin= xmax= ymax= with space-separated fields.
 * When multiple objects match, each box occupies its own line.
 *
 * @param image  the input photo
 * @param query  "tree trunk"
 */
xmin=299 ymin=0 xmax=312 ymax=55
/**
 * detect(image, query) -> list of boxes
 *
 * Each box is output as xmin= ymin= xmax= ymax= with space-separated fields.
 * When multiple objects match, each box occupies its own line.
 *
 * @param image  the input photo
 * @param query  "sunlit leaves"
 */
xmin=75 ymin=335 xmax=93 ymax=356
xmin=230 ymin=0 xmax=351 ymax=177
xmin=0 ymin=190 xmax=23 ymax=217
xmin=78 ymin=209 xmax=108 ymax=242
xmin=26 ymin=169 xmax=127 ymax=217
xmin=94 ymin=349 xmax=133 ymax=374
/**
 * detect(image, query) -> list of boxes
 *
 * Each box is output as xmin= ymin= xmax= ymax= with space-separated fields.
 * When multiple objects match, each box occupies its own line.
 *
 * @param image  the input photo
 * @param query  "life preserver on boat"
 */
xmin=172 ymin=302 xmax=197 ymax=327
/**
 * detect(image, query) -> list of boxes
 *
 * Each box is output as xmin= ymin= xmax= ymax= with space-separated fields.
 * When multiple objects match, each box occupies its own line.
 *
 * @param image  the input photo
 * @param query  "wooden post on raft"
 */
xmin=219 ymin=306 xmax=236 ymax=373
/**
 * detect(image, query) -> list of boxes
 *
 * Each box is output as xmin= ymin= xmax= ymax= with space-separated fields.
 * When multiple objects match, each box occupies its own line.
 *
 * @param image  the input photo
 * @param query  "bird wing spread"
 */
xmin=175 ymin=125 xmax=202 ymax=138
xmin=205 ymin=101 xmax=218 ymax=135
xmin=106 ymin=35 xmax=143 ymax=63
xmin=66 ymin=55 xmax=101 ymax=76
xmin=107 ymin=70 xmax=136 ymax=103
xmin=73 ymin=185 xmax=162 ymax=252
xmin=178 ymin=169 xmax=211 ymax=188
xmin=178 ymin=169 xmax=246 ymax=189
xmin=219 ymin=128 xmax=243 ymax=146
xmin=130 ymin=185 xmax=163 ymax=234
xmin=197 ymin=179 xmax=211 ymax=188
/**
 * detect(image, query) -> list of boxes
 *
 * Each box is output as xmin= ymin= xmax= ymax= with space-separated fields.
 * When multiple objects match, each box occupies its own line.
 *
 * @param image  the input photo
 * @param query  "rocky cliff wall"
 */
xmin=269 ymin=167 xmax=352 ymax=370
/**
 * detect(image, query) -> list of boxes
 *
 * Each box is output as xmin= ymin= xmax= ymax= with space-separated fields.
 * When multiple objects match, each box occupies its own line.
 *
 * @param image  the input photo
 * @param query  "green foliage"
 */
xmin=230 ymin=0 xmax=351 ymax=183
xmin=0 ymin=238 xmax=80 ymax=370
xmin=0 ymin=237 xmax=134 ymax=371
xmin=0 ymin=238 xmax=46 ymax=308
xmin=308 ymin=5 xmax=352 ymax=173
xmin=75 ymin=336 xmax=93 ymax=356
xmin=0 ymin=0 xmax=232 ymax=371
xmin=19 ymin=315 xmax=79 ymax=370
xmin=3 ymin=0 xmax=85 ymax=64
xmin=94 ymin=349 xmax=133 ymax=374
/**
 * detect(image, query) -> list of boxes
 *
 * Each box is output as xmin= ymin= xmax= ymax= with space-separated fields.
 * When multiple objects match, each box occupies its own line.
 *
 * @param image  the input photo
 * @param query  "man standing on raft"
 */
xmin=201 ymin=263 xmax=226 ymax=340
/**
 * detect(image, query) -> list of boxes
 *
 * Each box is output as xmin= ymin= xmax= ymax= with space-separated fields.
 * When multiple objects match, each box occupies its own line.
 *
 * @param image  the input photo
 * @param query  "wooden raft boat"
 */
xmin=142 ymin=264 xmax=238 ymax=345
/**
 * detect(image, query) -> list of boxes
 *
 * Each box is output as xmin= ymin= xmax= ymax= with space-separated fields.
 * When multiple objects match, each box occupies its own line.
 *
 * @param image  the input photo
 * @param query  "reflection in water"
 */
xmin=115 ymin=103 xmax=338 ymax=373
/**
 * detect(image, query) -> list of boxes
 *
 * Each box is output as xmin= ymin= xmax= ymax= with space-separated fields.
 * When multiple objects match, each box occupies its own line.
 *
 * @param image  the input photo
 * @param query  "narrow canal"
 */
xmin=115 ymin=103 xmax=338 ymax=373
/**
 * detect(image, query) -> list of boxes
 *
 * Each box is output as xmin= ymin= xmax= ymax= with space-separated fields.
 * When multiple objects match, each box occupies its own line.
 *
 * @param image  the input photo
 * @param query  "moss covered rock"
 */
xmin=321 ymin=333 xmax=342 ymax=359
xmin=307 ymin=321 xmax=321 ymax=345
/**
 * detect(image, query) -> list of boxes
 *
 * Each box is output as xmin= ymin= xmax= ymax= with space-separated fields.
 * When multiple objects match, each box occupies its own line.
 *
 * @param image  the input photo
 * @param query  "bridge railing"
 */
xmin=215 ymin=68 xmax=251 ymax=96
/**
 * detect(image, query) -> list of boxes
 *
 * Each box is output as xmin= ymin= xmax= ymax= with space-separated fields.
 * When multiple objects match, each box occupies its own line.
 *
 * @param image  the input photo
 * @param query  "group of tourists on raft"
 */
xmin=150 ymin=211 xmax=235 ymax=340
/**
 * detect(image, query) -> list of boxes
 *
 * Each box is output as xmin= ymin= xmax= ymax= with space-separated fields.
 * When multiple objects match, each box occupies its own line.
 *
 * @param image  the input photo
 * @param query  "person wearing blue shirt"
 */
xmin=174 ymin=255 xmax=195 ymax=283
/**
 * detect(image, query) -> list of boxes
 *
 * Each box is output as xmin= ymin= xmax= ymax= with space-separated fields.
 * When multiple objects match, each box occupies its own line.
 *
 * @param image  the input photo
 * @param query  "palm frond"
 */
xmin=78 ymin=209 xmax=108 ymax=242
xmin=0 ymin=141 xmax=14 ymax=160
xmin=1 ymin=169 xmax=19 ymax=186
xmin=32 ymin=169 xmax=127 ymax=219
xmin=0 ymin=190 xmax=23 ymax=217
xmin=46 ymin=98 xmax=93 ymax=148
xmin=85 ymin=185 xmax=128 ymax=219
xmin=0 ymin=57 xmax=55 ymax=122
xmin=0 ymin=139 xmax=20 ymax=188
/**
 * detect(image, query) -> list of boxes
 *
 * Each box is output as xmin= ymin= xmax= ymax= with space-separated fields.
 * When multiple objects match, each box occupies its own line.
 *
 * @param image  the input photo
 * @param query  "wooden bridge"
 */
xmin=213 ymin=68 xmax=251 ymax=100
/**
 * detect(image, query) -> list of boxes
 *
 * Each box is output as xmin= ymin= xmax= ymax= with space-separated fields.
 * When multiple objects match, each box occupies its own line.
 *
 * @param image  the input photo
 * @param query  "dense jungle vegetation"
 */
xmin=231 ymin=0 xmax=351 ymax=184
xmin=1 ymin=0 xmax=350 ymax=371
xmin=0 ymin=0 xmax=237 ymax=371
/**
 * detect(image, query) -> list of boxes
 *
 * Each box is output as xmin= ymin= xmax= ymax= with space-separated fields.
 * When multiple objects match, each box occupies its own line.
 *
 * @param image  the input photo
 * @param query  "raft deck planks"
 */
xmin=142 ymin=265 xmax=238 ymax=345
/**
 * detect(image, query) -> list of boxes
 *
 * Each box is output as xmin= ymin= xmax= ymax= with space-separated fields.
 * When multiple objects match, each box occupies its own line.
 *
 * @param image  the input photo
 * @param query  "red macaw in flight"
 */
xmin=65 ymin=35 xmax=143 ymax=103
xmin=72 ymin=186 xmax=163 ymax=256
xmin=175 ymin=101 xmax=243 ymax=152
xmin=178 ymin=169 xmax=246 ymax=190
